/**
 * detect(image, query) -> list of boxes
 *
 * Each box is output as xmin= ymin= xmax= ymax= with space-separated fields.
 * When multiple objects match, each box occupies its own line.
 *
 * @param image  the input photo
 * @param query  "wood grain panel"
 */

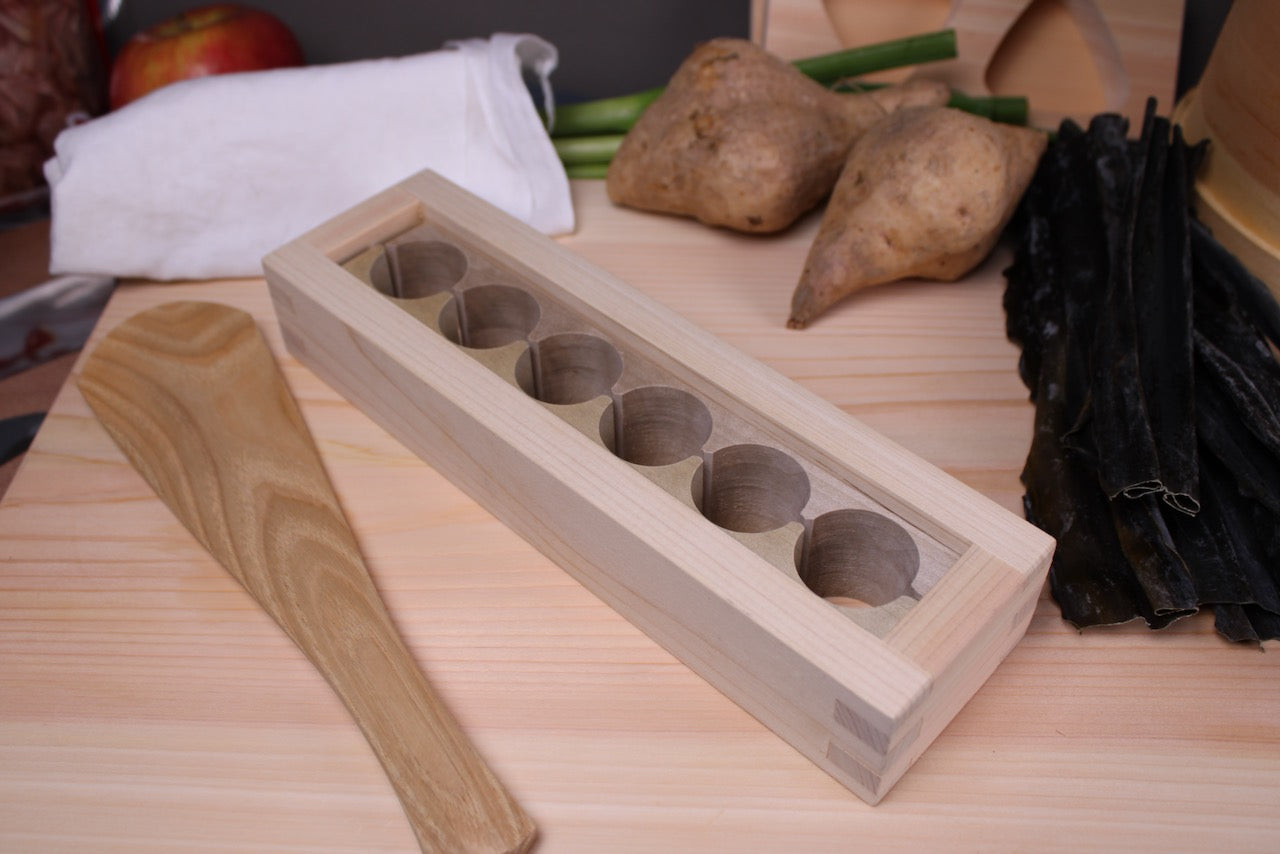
xmin=3 ymin=182 xmax=1279 ymax=852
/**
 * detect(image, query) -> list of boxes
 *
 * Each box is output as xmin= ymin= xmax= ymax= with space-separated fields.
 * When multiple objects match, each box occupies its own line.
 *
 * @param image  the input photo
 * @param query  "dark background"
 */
xmin=102 ymin=0 xmax=751 ymax=103
xmin=101 ymin=0 xmax=1233 ymax=103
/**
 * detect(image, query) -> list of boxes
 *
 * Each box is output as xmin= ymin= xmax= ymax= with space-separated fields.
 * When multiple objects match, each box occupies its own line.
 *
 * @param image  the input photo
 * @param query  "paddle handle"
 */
xmin=79 ymin=302 xmax=535 ymax=854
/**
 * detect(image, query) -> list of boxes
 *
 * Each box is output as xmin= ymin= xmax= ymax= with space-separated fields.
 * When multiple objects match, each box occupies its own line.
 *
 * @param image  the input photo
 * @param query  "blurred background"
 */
xmin=0 ymin=0 xmax=1245 ymax=497
xmin=100 ymin=0 xmax=751 ymax=102
xmin=0 ymin=0 xmax=1238 ymax=220
xmin=96 ymin=0 xmax=1230 ymax=100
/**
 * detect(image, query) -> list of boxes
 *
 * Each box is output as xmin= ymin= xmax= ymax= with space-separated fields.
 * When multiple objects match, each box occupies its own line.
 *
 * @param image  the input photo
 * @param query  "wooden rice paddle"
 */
xmin=78 ymin=301 xmax=536 ymax=854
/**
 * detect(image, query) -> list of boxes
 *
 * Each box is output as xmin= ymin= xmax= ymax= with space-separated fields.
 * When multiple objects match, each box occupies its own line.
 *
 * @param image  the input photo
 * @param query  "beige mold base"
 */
xmin=263 ymin=169 xmax=1054 ymax=805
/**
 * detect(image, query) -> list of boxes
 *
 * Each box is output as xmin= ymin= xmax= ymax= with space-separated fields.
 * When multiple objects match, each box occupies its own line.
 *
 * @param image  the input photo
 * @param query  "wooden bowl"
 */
xmin=1174 ymin=0 xmax=1280 ymax=300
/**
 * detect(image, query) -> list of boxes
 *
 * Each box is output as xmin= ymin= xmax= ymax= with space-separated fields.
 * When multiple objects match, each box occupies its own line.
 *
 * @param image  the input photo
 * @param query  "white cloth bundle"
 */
xmin=44 ymin=33 xmax=574 ymax=281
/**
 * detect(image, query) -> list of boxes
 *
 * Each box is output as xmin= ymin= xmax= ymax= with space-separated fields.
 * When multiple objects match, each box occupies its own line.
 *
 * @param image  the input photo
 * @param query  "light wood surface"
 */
xmin=263 ymin=170 xmax=1052 ymax=804
xmin=77 ymin=301 xmax=535 ymax=853
xmin=2 ymin=181 xmax=1279 ymax=852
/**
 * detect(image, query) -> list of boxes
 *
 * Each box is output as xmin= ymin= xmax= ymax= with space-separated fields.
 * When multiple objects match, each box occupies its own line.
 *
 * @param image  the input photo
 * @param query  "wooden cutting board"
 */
xmin=2 ymin=181 xmax=1279 ymax=851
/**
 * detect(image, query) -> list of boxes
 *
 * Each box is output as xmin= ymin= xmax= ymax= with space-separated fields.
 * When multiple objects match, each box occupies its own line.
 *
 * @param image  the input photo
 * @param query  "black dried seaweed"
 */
xmin=1003 ymin=132 xmax=1060 ymax=392
xmin=1021 ymin=291 xmax=1148 ymax=629
xmin=1194 ymin=333 xmax=1280 ymax=515
xmin=1166 ymin=462 xmax=1277 ymax=612
xmin=1065 ymin=108 xmax=1164 ymax=503
xmin=1192 ymin=218 xmax=1280 ymax=350
xmin=1192 ymin=236 xmax=1280 ymax=441
xmin=1109 ymin=495 xmax=1198 ymax=623
xmin=1194 ymin=454 xmax=1280 ymax=611
xmin=1134 ymin=121 xmax=1199 ymax=513
xmin=1056 ymin=107 xmax=1203 ymax=516
xmin=1002 ymin=98 xmax=1280 ymax=642
xmin=1016 ymin=117 xmax=1194 ymax=630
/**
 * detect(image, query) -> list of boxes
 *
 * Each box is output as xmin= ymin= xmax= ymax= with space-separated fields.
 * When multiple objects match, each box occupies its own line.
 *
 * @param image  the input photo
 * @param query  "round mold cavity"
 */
xmin=371 ymin=240 xmax=468 ymax=299
xmin=797 ymin=509 xmax=920 ymax=607
xmin=439 ymin=284 xmax=541 ymax=349
xmin=523 ymin=332 xmax=623 ymax=405
xmin=603 ymin=385 xmax=713 ymax=467
xmin=695 ymin=443 xmax=809 ymax=534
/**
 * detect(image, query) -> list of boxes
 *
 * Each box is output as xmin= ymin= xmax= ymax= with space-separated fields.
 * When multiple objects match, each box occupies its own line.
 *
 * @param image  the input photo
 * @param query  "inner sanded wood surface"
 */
xmin=2 ymin=181 xmax=1278 ymax=852
xmin=342 ymin=220 xmax=961 ymax=637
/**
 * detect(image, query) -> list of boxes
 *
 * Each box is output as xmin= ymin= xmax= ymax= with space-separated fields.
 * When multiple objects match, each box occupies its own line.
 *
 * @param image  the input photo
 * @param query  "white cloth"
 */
xmin=44 ymin=33 xmax=574 ymax=281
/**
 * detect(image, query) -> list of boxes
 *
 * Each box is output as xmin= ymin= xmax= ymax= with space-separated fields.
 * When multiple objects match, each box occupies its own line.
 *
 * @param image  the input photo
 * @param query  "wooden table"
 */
xmin=2 ymin=181 xmax=1277 ymax=852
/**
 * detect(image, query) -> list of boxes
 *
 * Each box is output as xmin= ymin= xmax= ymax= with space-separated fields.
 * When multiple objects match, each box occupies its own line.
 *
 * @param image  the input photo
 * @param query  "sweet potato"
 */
xmin=605 ymin=38 xmax=948 ymax=234
xmin=787 ymin=106 xmax=1047 ymax=328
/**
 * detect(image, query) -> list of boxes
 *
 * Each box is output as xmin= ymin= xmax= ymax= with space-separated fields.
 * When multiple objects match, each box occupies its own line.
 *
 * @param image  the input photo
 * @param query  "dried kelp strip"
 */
xmin=1193 ymin=334 xmax=1280 ymax=515
xmin=1167 ymin=450 xmax=1280 ymax=642
xmin=1196 ymin=455 xmax=1280 ymax=643
xmin=1003 ymin=129 xmax=1061 ymax=393
xmin=1068 ymin=108 xmax=1163 ymax=501
xmin=1005 ymin=118 xmax=1109 ymax=397
xmin=1012 ymin=114 xmax=1188 ymax=629
xmin=1199 ymin=454 xmax=1280 ymax=609
xmin=1003 ymin=99 xmax=1280 ymax=642
xmin=1132 ymin=120 xmax=1199 ymax=513
xmin=1191 ymin=218 xmax=1280 ymax=349
xmin=1191 ymin=225 xmax=1280 ymax=418
xmin=1059 ymin=107 xmax=1200 ymax=513
xmin=1025 ymin=336 xmax=1166 ymax=629
xmin=1213 ymin=604 xmax=1280 ymax=644
xmin=1109 ymin=494 xmax=1198 ymax=623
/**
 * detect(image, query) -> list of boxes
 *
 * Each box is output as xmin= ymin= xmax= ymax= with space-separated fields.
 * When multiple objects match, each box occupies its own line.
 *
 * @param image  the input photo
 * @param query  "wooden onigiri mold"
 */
xmin=263 ymin=170 xmax=1054 ymax=804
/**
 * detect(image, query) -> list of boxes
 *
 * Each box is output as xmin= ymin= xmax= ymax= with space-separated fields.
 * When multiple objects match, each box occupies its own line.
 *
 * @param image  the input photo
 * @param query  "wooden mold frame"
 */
xmin=263 ymin=170 xmax=1055 ymax=804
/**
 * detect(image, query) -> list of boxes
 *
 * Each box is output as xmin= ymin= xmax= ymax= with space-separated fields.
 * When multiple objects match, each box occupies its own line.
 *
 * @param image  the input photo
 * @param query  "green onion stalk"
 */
xmin=830 ymin=78 xmax=1029 ymax=125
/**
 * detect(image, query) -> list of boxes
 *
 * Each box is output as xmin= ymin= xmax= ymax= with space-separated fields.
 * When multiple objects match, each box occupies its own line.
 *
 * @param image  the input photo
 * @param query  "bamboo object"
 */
xmin=77 ymin=301 xmax=536 ymax=854
xmin=756 ymin=0 xmax=1184 ymax=130
xmin=263 ymin=170 xmax=1055 ymax=803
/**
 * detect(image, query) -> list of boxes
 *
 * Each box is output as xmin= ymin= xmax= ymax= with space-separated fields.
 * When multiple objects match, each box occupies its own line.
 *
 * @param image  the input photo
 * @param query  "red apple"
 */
xmin=109 ymin=3 xmax=304 ymax=109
